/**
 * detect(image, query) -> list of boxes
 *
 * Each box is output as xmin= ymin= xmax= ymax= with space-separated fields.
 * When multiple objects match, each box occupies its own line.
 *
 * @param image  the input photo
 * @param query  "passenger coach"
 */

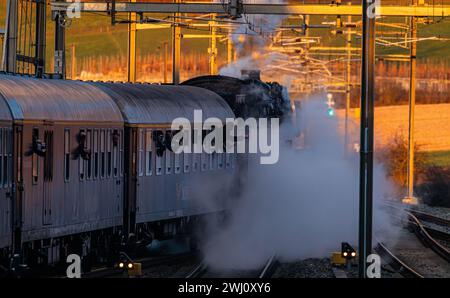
xmin=92 ymin=82 xmax=236 ymax=246
xmin=0 ymin=74 xmax=125 ymax=266
xmin=0 ymin=74 xmax=237 ymax=270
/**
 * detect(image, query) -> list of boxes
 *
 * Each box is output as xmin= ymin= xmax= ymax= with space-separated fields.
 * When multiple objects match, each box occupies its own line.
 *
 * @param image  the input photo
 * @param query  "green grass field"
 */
xmin=423 ymin=150 xmax=450 ymax=168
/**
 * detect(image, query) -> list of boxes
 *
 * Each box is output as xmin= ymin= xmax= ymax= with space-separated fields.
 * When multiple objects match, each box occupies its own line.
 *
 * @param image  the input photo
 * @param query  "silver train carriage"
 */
xmin=0 ymin=74 xmax=236 ymax=269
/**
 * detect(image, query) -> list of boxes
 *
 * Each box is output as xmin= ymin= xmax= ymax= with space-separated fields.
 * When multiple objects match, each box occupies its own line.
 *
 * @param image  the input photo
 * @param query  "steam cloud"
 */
xmin=200 ymin=97 xmax=398 ymax=270
xmin=205 ymin=1 xmax=401 ymax=270
xmin=219 ymin=0 xmax=290 ymax=84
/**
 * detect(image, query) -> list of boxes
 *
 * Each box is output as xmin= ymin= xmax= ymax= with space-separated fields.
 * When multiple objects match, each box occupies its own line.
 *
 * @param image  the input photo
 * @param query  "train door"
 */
xmin=43 ymin=127 xmax=54 ymax=225
xmin=13 ymin=125 xmax=23 ymax=254
xmin=0 ymin=127 xmax=13 ymax=250
xmin=123 ymin=126 xmax=137 ymax=235
xmin=112 ymin=129 xmax=122 ymax=218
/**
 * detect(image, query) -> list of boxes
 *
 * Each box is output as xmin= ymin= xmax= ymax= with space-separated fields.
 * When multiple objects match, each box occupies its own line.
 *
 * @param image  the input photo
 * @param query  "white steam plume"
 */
xmin=200 ymin=96 xmax=399 ymax=271
xmin=219 ymin=0 xmax=288 ymax=79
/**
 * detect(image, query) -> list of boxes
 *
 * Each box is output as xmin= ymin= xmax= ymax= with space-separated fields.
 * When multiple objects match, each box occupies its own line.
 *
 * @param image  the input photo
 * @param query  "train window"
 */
xmin=93 ymin=130 xmax=99 ymax=179
xmin=78 ymin=129 xmax=85 ymax=181
xmin=8 ymin=129 xmax=13 ymax=187
xmin=79 ymin=154 xmax=84 ymax=181
xmin=165 ymin=150 xmax=172 ymax=174
xmin=32 ymin=128 xmax=39 ymax=184
xmin=86 ymin=130 xmax=92 ymax=179
xmin=3 ymin=129 xmax=9 ymax=187
xmin=145 ymin=130 xmax=152 ymax=176
xmin=156 ymin=152 xmax=163 ymax=176
xmin=17 ymin=129 xmax=22 ymax=185
xmin=0 ymin=128 xmax=2 ymax=188
xmin=119 ymin=130 xmax=124 ymax=176
xmin=112 ymin=129 xmax=119 ymax=177
xmin=43 ymin=130 xmax=54 ymax=182
xmin=131 ymin=130 xmax=137 ymax=176
xmin=100 ymin=130 xmax=106 ymax=178
xmin=64 ymin=129 xmax=70 ymax=182
xmin=107 ymin=130 xmax=112 ymax=178
xmin=138 ymin=129 xmax=144 ymax=177
xmin=4 ymin=129 xmax=11 ymax=187
xmin=154 ymin=130 xmax=164 ymax=175
xmin=1 ymin=129 xmax=5 ymax=186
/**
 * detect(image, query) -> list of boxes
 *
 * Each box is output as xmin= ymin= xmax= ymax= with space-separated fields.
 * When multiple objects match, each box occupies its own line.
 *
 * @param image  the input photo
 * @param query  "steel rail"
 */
xmin=82 ymin=251 xmax=197 ymax=278
xmin=374 ymin=242 xmax=424 ymax=278
xmin=185 ymin=261 xmax=208 ymax=278
xmin=407 ymin=212 xmax=450 ymax=263
xmin=259 ymin=254 xmax=279 ymax=278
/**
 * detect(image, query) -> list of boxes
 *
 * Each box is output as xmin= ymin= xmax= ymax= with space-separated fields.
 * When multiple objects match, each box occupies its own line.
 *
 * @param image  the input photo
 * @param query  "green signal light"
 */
xmin=327 ymin=108 xmax=334 ymax=117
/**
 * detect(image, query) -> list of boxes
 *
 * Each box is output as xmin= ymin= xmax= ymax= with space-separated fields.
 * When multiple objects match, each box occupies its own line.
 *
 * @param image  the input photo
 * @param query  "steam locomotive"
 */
xmin=182 ymin=71 xmax=290 ymax=120
xmin=0 ymin=72 xmax=289 ymax=275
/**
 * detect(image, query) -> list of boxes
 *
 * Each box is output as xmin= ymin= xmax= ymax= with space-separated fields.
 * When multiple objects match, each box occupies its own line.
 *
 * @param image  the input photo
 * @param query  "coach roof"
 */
xmin=91 ymin=82 xmax=234 ymax=125
xmin=0 ymin=74 xmax=123 ymax=123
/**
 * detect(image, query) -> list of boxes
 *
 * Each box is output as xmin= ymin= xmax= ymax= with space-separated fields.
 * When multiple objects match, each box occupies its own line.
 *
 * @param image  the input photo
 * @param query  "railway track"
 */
xmin=376 ymin=201 xmax=450 ymax=277
xmin=382 ymin=202 xmax=449 ymax=227
xmin=374 ymin=242 xmax=424 ymax=278
xmin=186 ymin=254 xmax=279 ymax=278
xmin=382 ymin=202 xmax=450 ymax=260
xmin=406 ymin=212 xmax=450 ymax=263
xmin=82 ymin=251 xmax=198 ymax=278
xmin=409 ymin=209 xmax=450 ymax=227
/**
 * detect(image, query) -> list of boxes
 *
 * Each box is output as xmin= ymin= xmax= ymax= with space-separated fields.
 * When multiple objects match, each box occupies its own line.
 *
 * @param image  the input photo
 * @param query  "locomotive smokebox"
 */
xmin=241 ymin=69 xmax=261 ymax=80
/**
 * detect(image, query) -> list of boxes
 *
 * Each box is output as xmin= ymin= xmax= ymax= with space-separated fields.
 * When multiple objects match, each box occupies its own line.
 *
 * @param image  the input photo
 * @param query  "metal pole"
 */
xmin=304 ymin=15 xmax=310 ymax=94
xmin=208 ymin=13 xmax=217 ymax=75
xmin=344 ymin=4 xmax=352 ymax=156
xmin=227 ymin=34 xmax=232 ymax=65
xmin=54 ymin=3 xmax=66 ymax=78
xmin=2 ymin=0 xmax=18 ymax=73
xmin=127 ymin=0 xmax=137 ymax=82
xmin=358 ymin=0 xmax=376 ymax=278
xmin=71 ymin=44 xmax=76 ymax=79
xmin=172 ymin=0 xmax=181 ymax=84
xmin=404 ymin=0 xmax=418 ymax=205
xmin=163 ymin=41 xmax=168 ymax=83
xmin=35 ymin=0 xmax=47 ymax=78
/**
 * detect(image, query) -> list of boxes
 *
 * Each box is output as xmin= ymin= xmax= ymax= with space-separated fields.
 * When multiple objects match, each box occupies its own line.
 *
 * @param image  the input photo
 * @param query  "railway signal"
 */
xmin=118 ymin=252 xmax=142 ymax=277
xmin=341 ymin=242 xmax=357 ymax=259
xmin=341 ymin=242 xmax=357 ymax=270
xmin=327 ymin=108 xmax=335 ymax=117
xmin=326 ymin=93 xmax=335 ymax=117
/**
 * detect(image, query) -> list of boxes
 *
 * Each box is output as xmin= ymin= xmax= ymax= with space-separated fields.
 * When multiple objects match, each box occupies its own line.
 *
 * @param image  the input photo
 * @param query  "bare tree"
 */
xmin=377 ymin=131 xmax=426 ymax=192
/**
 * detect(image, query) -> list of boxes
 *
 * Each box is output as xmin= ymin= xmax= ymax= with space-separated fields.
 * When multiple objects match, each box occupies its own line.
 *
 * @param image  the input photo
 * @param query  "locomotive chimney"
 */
xmin=241 ymin=70 xmax=261 ymax=80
